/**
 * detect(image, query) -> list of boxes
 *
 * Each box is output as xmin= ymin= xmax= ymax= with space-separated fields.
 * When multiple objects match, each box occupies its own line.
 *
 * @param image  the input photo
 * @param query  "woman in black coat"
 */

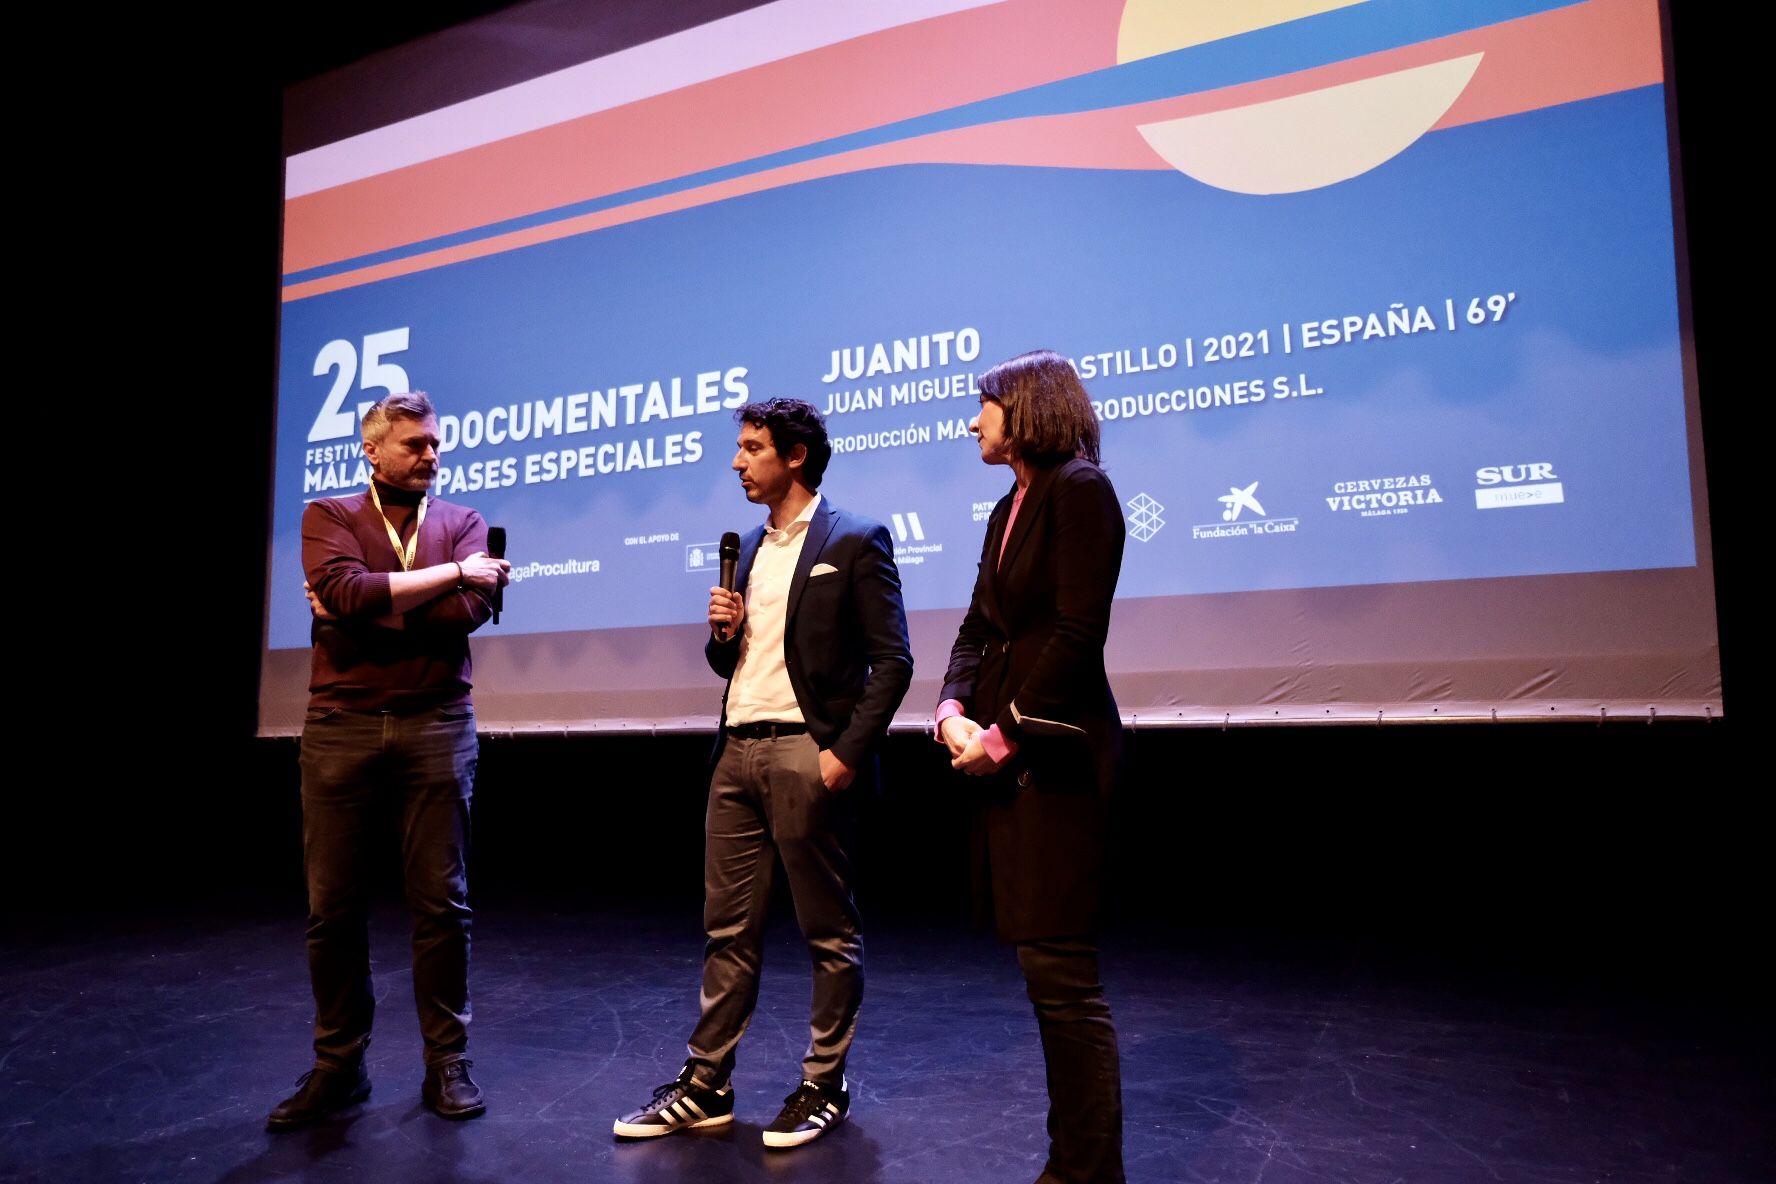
xmin=937 ymin=349 xmax=1126 ymax=1184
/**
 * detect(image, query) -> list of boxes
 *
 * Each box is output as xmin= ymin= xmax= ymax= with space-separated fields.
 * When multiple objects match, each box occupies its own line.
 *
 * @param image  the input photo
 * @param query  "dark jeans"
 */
xmin=687 ymin=732 xmax=862 ymax=1089
xmin=1017 ymin=938 xmax=1124 ymax=1184
xmin=298 ymin=704 xmax=478 ymax=1069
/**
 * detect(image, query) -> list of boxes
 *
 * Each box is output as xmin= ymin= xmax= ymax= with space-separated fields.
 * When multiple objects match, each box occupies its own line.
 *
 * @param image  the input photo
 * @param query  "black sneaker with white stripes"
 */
xmin=761 ymin=1078 xmax=848 ymax=1148
xmin=612 ymin=1066 xmax=734 ymax=1138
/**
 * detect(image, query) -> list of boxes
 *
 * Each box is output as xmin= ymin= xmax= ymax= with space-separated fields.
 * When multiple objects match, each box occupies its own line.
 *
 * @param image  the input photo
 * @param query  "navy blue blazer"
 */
xmin=706 ymin=498 xmax=913 ymax=771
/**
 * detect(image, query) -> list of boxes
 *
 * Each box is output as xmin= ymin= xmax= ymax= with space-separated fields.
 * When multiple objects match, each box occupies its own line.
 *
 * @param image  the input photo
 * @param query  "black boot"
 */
xmin=423 ymin=1058 xmax=486 ymax=1120
xmin=266 ymin=1061 xmax=371 ymax=1131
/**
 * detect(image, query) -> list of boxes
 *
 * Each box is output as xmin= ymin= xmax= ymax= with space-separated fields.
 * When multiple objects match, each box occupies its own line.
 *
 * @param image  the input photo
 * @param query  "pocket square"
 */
xmin=809 ymin=563 xmax=839 ymax=577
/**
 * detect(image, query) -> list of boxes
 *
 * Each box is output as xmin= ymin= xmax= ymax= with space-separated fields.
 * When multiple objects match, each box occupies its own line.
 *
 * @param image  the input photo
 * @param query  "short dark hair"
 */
xmin=976 ymin=350 xmax=1101 ymax=466
xmin=735 ymin=398 xmax=833 ymax=489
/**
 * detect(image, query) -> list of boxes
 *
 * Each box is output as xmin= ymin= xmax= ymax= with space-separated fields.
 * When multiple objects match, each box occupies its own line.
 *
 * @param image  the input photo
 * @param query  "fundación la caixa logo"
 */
xmin=1474 ymin=461 xmax=1564 ymax=509
xmin=1191 ymin=482 xmax=1299 ymax=540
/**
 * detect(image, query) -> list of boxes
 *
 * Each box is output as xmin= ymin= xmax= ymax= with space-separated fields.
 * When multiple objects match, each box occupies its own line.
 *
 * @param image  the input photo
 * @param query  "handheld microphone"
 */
xmin=717 ymin=531 xmax=741 ymax=640
xmin=487 ymin=526 xmax=507 ymax=624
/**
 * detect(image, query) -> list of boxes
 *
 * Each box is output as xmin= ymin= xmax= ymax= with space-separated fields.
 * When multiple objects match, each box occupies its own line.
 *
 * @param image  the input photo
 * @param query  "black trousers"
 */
xmin=687 ymin=732 xmax=862 ymax=1089
xmin=1017 ymin=937 xmax=1125 ymax=1184
xmin=298 ymin=705 xmax=478 ymax=1069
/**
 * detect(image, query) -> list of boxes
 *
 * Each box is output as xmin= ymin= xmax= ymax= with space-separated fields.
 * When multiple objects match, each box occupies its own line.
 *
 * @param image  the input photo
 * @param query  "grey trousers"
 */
xmin=686 ymin=732 xmax=862 ymax=1089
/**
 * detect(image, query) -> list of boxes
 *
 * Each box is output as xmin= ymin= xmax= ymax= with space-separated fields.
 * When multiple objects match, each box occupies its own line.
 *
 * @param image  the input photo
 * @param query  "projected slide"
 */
xmin=271 ymin=0 xmax=1692 ymax=653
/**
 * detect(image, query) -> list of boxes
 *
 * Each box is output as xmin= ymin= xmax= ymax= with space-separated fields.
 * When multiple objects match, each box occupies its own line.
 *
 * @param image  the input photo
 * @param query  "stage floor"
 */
xmin=2 ymin=905 xmax=1768 ymax=1183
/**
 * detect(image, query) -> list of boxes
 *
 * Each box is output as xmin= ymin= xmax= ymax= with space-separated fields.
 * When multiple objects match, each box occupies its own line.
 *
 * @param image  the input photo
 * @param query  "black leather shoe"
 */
xmin=266 ymin=1062 xmax=371 ymax=1131
xmin=423 ymin=1059 xmax=486 ymax=1120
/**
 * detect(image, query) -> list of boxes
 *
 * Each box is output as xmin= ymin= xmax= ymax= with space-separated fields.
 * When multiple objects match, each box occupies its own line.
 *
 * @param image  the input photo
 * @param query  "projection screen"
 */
xmin=261 ymin=0 xmax=1722 ymax=734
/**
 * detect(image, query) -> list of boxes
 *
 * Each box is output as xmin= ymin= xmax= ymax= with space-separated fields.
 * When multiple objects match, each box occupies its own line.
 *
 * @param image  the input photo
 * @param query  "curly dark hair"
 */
xmin=976 ymin=350 xmax=1101 ymax=466
xmin=735 ymin=398 xmax=833 ymax=489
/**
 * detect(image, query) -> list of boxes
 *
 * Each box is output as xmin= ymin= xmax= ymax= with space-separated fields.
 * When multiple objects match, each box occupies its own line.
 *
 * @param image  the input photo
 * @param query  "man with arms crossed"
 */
xmin=268 ymin=392 xmax=510 ymax=1129
xmin=614 ymin=398 xmax=912 ymax=1149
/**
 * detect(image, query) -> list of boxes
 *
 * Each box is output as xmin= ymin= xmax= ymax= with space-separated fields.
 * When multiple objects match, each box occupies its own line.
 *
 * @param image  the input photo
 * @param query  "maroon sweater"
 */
xmin=302 ymin=484 xmax=493 ymax=711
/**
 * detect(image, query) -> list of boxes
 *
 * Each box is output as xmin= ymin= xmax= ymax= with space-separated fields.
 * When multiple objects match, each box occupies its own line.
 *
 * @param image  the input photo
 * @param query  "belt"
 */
xmin=725 ymin=721 xmax=809 ymax=740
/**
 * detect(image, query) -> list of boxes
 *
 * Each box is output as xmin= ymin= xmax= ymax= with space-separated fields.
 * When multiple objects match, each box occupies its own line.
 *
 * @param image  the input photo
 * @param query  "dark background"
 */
xmin=15 ymin=4 xmax=1752 ymax=1021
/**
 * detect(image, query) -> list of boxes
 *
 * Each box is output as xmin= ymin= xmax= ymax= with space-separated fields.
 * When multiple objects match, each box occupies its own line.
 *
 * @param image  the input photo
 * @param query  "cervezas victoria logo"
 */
xmin=1191 ymin=482 xmax=1299 ymax=541
xmin=1326 ymin=473 xmax=1443 ymax=517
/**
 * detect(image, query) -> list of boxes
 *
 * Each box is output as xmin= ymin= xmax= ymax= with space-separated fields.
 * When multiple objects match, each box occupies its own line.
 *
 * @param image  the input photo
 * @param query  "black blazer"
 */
xmin=940 ymin=457 xmax=1125 ymax=941
xmin=707 ymin=498 xmax=913 ymax=772
xmin=940 ymin=457 xmax=1125 ymax=796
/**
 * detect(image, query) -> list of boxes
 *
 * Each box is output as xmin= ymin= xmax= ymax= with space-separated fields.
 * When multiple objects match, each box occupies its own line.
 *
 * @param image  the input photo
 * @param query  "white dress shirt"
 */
xmin=724 ymin=494 xmax=821 ymax=725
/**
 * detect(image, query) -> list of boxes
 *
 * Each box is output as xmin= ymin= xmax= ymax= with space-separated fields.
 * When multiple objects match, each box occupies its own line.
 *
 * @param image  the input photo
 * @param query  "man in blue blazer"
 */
xmin=614 ymin=398 xmax=912 ymax=1150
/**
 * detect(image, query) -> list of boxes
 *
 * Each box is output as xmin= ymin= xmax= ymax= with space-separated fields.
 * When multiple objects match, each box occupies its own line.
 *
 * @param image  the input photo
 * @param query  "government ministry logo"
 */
xmin=1127 ymin=493 xmax=1165 ymax=542
xmin=685 ymin=542 xmax=719 ymax=572
xmin=1192 ymin=482 xmax=1299 ymax=540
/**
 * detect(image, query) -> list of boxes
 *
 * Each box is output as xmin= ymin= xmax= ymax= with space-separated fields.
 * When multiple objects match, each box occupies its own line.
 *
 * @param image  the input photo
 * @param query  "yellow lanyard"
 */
xmin=368 ymin=481 xmax=427 ymax=571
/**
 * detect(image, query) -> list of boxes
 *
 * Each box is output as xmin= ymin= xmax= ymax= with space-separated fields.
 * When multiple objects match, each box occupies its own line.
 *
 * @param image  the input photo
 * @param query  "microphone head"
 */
xmin=487 ymin=526 xmax=507 ymax=558
xmin=720 ymin=531 xmax=741 ymax=561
